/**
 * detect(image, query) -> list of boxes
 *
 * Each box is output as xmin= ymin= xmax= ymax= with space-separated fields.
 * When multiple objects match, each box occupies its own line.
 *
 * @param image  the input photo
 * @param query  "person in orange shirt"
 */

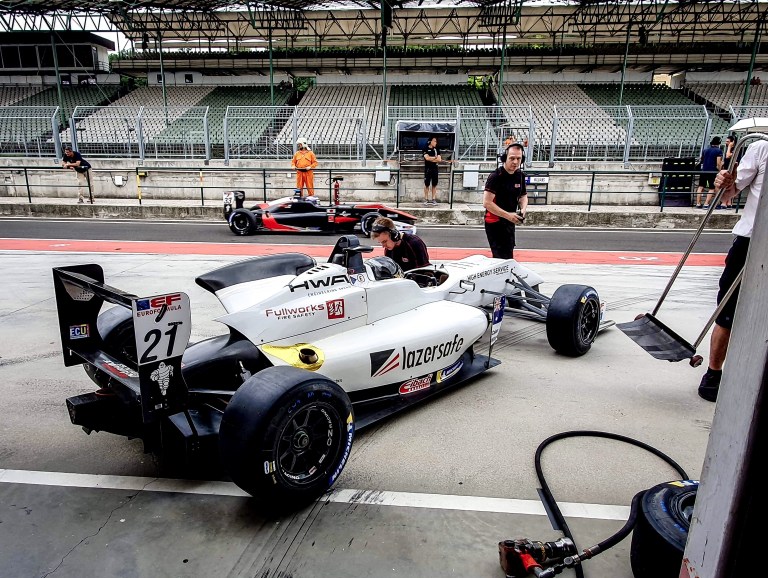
xmin=291 ymin=137 xmax=318 ymax=196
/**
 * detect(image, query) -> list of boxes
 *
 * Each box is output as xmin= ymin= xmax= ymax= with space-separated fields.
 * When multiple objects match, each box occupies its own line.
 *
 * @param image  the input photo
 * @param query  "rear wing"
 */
xmin=52 ymin=264 xmax=192 ymax=423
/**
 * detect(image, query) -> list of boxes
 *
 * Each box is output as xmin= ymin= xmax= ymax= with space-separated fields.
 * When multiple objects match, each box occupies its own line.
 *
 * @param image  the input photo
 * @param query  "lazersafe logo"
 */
xmin=370 ymin=334 xmax=465 ymax=377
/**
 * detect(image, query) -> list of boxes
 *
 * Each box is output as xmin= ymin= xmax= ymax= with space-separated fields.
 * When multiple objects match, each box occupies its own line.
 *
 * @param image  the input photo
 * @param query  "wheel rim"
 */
xmin=275 ymin=403 xmax=342 ymax=487
xmin=231 ymin=214 xmax=249 ymax=233
xmin=578 ymin=298 xmax=600 ymax=344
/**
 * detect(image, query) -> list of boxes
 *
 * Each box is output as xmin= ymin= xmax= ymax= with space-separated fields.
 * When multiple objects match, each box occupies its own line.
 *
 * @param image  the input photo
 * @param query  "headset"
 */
xmin=500 ymin=142 xmax=526 ymax=165
xmin=371 ymin=222 xmax=401 ymax=241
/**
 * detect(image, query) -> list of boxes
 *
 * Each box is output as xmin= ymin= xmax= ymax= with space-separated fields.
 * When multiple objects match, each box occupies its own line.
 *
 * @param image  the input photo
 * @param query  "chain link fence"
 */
xmin=0 ymin=96 xmax=730 ymax=166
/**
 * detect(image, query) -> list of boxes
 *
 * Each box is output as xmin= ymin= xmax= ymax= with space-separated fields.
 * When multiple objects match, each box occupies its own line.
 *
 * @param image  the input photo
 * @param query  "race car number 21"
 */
xmin=131 ymin=292 xmax=193 ymax=366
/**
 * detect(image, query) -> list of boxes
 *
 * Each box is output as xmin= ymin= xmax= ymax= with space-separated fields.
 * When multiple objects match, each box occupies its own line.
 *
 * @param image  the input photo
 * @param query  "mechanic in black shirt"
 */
xmin=371 ymin=217 xmax=430 ymax=272
xmin=483 ymin=142 xmax=528 ymax=259
xmin=61 ymin=146 xmax=93 ymax=204
xmin=423 ymin=136 xmax=441 ymax=206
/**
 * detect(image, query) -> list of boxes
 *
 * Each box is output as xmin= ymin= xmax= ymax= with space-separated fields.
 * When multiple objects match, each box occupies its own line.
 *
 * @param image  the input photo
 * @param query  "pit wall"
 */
xmin=0 ymin=158 xmax=669 ymax=206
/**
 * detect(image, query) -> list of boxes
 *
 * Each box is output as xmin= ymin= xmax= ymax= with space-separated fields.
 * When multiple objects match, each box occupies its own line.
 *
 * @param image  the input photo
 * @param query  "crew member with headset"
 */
xmin=483 ymin=142 xmax=528 ymax=259
xmin=370 ymin=216 xmax=430 ymax=272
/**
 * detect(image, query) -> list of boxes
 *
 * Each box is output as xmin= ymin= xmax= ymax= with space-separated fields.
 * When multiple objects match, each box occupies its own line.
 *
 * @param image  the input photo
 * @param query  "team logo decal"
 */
xmin=150 ymin=361 xmax=174 ymax=396
xmin=437 ymin=359 xmax=463 ymax=383
xmin=69 ymin=324 xmax=89 ymax=339
xmin=103 ymin=360 xmax=138 ymax=378
xmin=326 ymin=299 xmax=344 ymax=319
xmin=399 ymin=375 xmax=432 ymax=395
xmin=370 ymin=349 xmax=400 ymax=377
xmin=371 ymin=334 xmax=465 ymax=377
xmin=289 ymin=275 xmax=348 ymax=293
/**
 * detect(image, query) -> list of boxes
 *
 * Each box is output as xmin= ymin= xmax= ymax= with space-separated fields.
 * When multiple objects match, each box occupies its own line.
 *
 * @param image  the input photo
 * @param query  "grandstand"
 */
xmin=0 ymin=85 xmax=46 ymax=106
xmin=685 ymin=82 xmax=768 ymax=111
xmin=0 ymin=8 xmax=767 ymax=166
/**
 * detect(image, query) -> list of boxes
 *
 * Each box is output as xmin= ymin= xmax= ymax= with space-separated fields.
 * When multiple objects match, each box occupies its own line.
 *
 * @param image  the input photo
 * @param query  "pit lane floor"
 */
xmin=0 ymin=243 xmax=720 ymax=578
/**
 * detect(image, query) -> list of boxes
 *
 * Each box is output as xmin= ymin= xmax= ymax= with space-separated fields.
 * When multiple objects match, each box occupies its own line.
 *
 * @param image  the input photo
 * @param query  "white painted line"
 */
xmin=0 ymin=469 xmax=630 ymax=520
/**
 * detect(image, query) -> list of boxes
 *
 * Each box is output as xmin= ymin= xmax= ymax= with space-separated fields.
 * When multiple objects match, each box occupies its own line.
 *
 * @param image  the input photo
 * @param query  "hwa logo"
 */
xmin=370 ymin=349 xmax=400 ymax=378
xmin=289 ymin=275 xmax=347 ymax=293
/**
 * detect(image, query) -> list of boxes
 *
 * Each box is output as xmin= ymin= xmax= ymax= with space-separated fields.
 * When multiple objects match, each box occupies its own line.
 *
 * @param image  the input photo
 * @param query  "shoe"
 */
xmin=698 ymin=368 xmax=722 ymax=402
xmin=695 ymin=204 xmax=703 ymax=209
xmin=423 ymin=200 xmax=431 ymax=205
xmin=430 ymin=200 xmax=438 ymax=206
xmin=77 ymin=198 xmax=84 ymax=204
xmin=702 ymin=204 xmax=710 ymax=209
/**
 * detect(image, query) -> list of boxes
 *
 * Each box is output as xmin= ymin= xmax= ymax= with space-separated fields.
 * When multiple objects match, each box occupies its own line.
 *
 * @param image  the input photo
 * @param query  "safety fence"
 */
xmin=0 ymin=102 xmax=731 ymax=166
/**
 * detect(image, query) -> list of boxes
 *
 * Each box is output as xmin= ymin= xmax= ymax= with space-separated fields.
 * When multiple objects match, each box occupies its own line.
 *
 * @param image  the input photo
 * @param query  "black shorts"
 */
xmin=698 ymin=172 xmax=716 ymax=189
xmin=424 ymin=167 xmax=438 ymax=187
xmin=715 ymin=235 xmax=750 ymax=329
xmin=484 ymin=220 xmax=516 ymax=259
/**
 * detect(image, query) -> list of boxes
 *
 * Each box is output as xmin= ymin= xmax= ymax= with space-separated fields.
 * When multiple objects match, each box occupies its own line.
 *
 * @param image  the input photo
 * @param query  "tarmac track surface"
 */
xmin=0 ymin=238 xmax=720 ymax=578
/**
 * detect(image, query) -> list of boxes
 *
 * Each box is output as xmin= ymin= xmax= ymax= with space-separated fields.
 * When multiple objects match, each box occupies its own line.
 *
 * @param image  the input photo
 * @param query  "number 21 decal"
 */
xmin=132 ymin=293 xmax=192 ymax=365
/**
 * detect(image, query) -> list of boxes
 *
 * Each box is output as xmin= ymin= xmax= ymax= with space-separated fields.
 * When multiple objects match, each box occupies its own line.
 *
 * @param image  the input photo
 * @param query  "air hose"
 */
xmin=532 ymin=430 xmax=690 ymax=578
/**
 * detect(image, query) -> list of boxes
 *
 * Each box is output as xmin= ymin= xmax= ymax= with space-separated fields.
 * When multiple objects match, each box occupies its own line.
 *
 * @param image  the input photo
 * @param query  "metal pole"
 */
xmin=619 ymin=23 xmax=632 ymax=107
xmin=269 ymin=24 xmax=275 ymax=106
xmin=498 ymin=26 xmax=506 ymax=109
xmin=50 ymin=34 xmax=67 ymax=131
xmin=743 ymin=19 xmax=762 ymax=106
xmin=382 ymin=28 xmax=388 ymax=160
xmin=157 ymin=33 xmax=168 ymax=126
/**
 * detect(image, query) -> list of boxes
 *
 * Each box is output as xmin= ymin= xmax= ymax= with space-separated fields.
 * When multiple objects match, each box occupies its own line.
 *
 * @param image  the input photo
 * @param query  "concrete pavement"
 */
xmin=0 ymin=194 xmax=743 ymax=229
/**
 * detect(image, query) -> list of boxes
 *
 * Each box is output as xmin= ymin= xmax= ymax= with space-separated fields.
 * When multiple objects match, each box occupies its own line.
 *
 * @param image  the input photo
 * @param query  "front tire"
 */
xmin=630 ymin=480 xmax=698 ymax=578
xmin=228 ymin=209 xmax=257 ymax=236
xmin=219 ymin=366 xmax=355 ymax=509
xmin=545 ymin=284 xmax=600 ymax=356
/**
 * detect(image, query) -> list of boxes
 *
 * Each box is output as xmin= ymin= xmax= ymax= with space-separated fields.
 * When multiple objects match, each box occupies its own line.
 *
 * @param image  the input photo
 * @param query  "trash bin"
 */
xmin=659 ymin=158 xmax=696 ymax=207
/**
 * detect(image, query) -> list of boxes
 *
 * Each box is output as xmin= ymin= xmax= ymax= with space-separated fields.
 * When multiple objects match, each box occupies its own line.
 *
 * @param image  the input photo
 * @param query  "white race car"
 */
xmin=53 ymin=235 xmax=605 ymax=510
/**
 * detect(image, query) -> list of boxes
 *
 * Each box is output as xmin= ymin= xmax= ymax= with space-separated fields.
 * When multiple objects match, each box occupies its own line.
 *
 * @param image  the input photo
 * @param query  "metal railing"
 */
xmin=0 ymin=163 xmax=744 ymax=214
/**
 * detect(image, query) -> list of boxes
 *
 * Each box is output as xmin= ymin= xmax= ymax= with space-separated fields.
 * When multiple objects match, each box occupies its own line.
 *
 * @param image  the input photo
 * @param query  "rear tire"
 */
xmin=219 ymin=366 xmax=355 ymax=510
xmin=545 ymin=284 xmax=600 ymax=356
xmin=228 ymin=209 xmax=257 ymax=236
xmin=360 ymin=212 xmax=380 ymax=237
xmin=630 ymin=480 xmax=698 ymax=578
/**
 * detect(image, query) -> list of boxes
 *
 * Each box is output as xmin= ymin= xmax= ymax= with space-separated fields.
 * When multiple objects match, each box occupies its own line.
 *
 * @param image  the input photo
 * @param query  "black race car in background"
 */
xmin=224 ymin=190 xmax=418 ymax=237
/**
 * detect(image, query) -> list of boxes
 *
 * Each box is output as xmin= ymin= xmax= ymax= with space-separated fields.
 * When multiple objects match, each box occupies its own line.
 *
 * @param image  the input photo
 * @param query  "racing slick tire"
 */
xmin=219 ymin=366 xmax=355 ymax=510
xmin=228 ymin=209 xmax=258 ymax=236
xmin=83 ymin=307 xmax=136 ymax=387
xmin=545 ymin=284 xmax=600 ymax=356
xmin=360 ymin=212 xmax=381 ymax=237
xmin=630 ymin=480 xmax=698 ymax=578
